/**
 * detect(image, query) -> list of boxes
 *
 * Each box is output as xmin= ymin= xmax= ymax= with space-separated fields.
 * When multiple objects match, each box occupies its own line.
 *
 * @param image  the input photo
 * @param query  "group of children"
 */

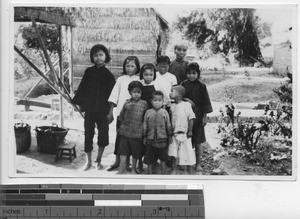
xmin=72 ymin=43 xmax=212 ymax=174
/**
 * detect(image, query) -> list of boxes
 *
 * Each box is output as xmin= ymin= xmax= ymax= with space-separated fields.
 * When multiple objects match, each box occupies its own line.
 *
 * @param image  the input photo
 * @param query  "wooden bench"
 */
xmin=55 ymin=143 xmax=76 ymax=162
xmin=16 ymin=99 xmax=51 ymax=111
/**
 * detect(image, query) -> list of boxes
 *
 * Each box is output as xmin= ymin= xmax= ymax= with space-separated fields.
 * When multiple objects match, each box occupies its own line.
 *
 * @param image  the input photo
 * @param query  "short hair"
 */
xmin=122 ymin=56 xmax=140 ymax=75
xmin=174 ymin=43 xmax=188 ymax=50
xmin=90 ymin=44 xmax=111 ymax=63
xmin=128 ymin=80 xmax=143 ymax=92
xmin=157 ymin=55 xmax=170 ymax=65
xmin=187 ymin=62 xmax=201 ymax=77
xmin=151 ymin=90 xmax=164 ymax=99
xmin=172 ymin=85 xmax=185 ymax=97
xmin=140 ymin=63 xmax=157 ymax=80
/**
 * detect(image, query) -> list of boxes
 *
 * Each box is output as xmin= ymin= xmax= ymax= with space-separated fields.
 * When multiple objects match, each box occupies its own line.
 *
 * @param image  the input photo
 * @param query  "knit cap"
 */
xmin=172 ymin=85 xmax=186 ymax=97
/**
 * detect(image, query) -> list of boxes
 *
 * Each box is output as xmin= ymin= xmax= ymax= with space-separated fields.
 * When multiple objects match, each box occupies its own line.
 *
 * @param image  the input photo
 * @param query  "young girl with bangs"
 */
xmin=72 ymin=44 xmax=115 ymax=171
xmin=180 ymin=62 xmax=213 ymax=172
xmin=107 ymin=56 xmax=141 ymax=171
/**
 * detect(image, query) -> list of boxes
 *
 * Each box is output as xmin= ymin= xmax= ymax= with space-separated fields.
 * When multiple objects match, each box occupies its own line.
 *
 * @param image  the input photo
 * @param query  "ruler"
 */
xmin=0 ymin=184 xmax=204 ymax=218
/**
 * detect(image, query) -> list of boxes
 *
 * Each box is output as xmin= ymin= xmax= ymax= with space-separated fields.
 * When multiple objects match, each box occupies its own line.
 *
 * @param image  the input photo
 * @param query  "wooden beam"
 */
xmin=23 ymin=59 xmax=60 ymax=99
xmin=14 ymin=7 xmax=74 ymax=26
xmin=31 ymin=18 xmax=60 ymax=85
xmin=16 ymin=99 xmax=51 ymax=109
xmin=31 ymin=19 xmax=74 ymax=104
xmin=14 ymin=46 xmax=84 ymax=118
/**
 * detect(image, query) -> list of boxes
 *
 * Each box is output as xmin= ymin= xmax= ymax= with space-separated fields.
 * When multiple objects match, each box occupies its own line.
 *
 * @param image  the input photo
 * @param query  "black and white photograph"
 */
xmin=11 ymin=4 xmax=296 ymax=178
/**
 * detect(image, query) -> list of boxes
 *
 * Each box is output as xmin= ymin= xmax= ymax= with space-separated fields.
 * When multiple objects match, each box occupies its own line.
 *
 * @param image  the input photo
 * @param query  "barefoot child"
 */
xmin=143 ymin=91 xmax=172 ymax=174
xmin=107 ymin=56 xmax=140 ymax=171
xmin=118 ymin=81 xmax=148 ymax=174
xmin=71 ymin=44 xmax=116 ymax=171
xmin=168 ymin=85 xmax=196 ymax=174
xmin=181 ymin=62 xmax=213 ymax=172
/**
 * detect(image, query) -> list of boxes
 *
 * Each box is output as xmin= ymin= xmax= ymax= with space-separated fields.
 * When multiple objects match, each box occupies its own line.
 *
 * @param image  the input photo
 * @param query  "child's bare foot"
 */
xmin=131 ymin=169 xmax=137 ymax=174
xmin=179 ymin=165 xmax=187 ymax=171
xmin=170 ymin=170 xmax=177 ymax=175
xmin=147 ymin=166 xmax=152 ymax=174
xmin=126 ymin=164 xmax=132 ymax=172
xmin=97 ymin=163 xmax=103 ymax=170
xmin=107 ymin=164 xmax=119 ymax=171
xmin=187 ymin=166 xmax=193 ymax=174
xmin=83 ymin=162 xmax=92 ymax=171
xmin=117 ymin=170 xmax=127 ymax=174
xmin=136 ymin=166 xmax=143 ymax=174
xmin=136 ymin=168 xmax=143 ymax=174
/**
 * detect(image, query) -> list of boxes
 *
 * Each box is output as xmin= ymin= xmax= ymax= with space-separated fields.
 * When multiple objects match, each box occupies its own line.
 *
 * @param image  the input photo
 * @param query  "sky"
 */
xmin=154 ymin=5 xmax=294 ymax=26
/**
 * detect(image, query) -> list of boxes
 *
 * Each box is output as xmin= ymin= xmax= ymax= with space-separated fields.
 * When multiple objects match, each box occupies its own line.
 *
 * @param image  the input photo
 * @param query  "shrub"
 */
xmin=217 ymin=71 xmax=292 ymax=175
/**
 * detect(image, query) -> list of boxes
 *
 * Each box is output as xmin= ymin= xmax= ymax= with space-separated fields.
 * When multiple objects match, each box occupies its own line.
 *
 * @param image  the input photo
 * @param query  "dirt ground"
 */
xmin=14 ymin=99 xmax=272 ymax=177
xmin=14 ymin=70 xmax=289 ymax=177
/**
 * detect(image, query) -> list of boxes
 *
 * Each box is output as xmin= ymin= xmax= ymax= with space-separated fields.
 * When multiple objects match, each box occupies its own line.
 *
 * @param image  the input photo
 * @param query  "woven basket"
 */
xmin=35 ymin=125 xmax=69 ymax=154
xmin=14 ymin=123 xmax=31 ymax=154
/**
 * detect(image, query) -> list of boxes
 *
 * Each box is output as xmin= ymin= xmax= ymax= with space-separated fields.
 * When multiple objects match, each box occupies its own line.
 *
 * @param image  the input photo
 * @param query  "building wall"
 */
xmin=69 ymin=8 xmax=168 ymax=90
xmin=273 ymin=43 xmax=292 ymax=75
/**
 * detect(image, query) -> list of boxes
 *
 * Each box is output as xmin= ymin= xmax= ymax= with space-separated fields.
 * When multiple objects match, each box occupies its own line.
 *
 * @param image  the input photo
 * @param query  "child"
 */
xmin=140 ymin=63 xmax=164 ymax=108
xmin=118 ymin=81 xmax=148 ymax=174
xmin=71 ymin=44 xmax=116 ymax=171
xmin=181 ymin=62 xmax=213 ymax=172
xmin=138 ymin=63 xmax=164 ymax=172
xmin=168 ymin=85 xmax=196 ymax=174
xmin=143 ymin=91 xmax=172 ymax=174
xmin=169 ymin=43 xmax=189 ymax=84
xmin=155 ymin=55 xmax=177 ymax=108
xmin=107 ymin=56 xmax=140 ymax=171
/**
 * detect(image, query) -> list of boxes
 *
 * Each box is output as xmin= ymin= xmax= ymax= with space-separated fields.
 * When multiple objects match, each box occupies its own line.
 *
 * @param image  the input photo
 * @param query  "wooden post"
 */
xmin=59 ymin=25 xmax=64 ymax=127
xmin=31 ymin=18 xmax=59 ymax=84
xmin=68 ymin=26 xmax=74 ymax=120
xmin=31 ymin=19 xmax=83 ymax=120
xmin=14 ymin=46 xmax=84 ymax=118
xmin=23 ymin=59 xmax=60 ymax=99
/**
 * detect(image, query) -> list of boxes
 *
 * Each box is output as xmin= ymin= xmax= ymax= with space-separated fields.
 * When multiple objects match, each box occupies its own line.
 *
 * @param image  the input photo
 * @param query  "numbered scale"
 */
xmin=0 ymin=184 xmax=204 ymax=218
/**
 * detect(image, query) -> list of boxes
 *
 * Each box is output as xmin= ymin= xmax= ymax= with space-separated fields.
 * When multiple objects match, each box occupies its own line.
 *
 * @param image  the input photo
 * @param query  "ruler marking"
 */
xmin=0 ymin=184 xmax=204 ymax=218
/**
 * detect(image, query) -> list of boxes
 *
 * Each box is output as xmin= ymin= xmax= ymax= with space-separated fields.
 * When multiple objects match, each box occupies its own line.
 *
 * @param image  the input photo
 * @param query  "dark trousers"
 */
xmin=113 ymin=117 xmax=121 ymax=155
xmin=84 ymin=112 xmax=109 ymax=153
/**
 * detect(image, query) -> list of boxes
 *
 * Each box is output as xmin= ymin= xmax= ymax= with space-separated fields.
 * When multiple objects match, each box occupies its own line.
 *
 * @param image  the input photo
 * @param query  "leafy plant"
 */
xmin=20 ymin=24 xmax=59 ymax=73
xmin=217 ymin=72 xmax=293 ymax=175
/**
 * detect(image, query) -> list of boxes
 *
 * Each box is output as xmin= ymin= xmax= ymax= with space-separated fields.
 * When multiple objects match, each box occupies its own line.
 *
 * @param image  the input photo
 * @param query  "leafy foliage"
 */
xmin=175 ymin=9 xmax=263 ymax=65
xmin=217 ymin=71 xmax=293 ymax=176
xmin=21 ymin=24 xmax=59 ymax=55
xmin=273 ymin=73 xmax=293 ymax=121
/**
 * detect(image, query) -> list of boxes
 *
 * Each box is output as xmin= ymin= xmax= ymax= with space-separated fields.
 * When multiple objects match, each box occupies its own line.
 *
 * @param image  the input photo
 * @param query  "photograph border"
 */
xmin=2 ymin=0 xmax=299 ymax=183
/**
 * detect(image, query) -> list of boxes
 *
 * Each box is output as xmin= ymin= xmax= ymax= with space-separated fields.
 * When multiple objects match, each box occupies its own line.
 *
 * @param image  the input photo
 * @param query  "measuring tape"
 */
xmin=0 ymin=184 xmax=204 ymax=218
